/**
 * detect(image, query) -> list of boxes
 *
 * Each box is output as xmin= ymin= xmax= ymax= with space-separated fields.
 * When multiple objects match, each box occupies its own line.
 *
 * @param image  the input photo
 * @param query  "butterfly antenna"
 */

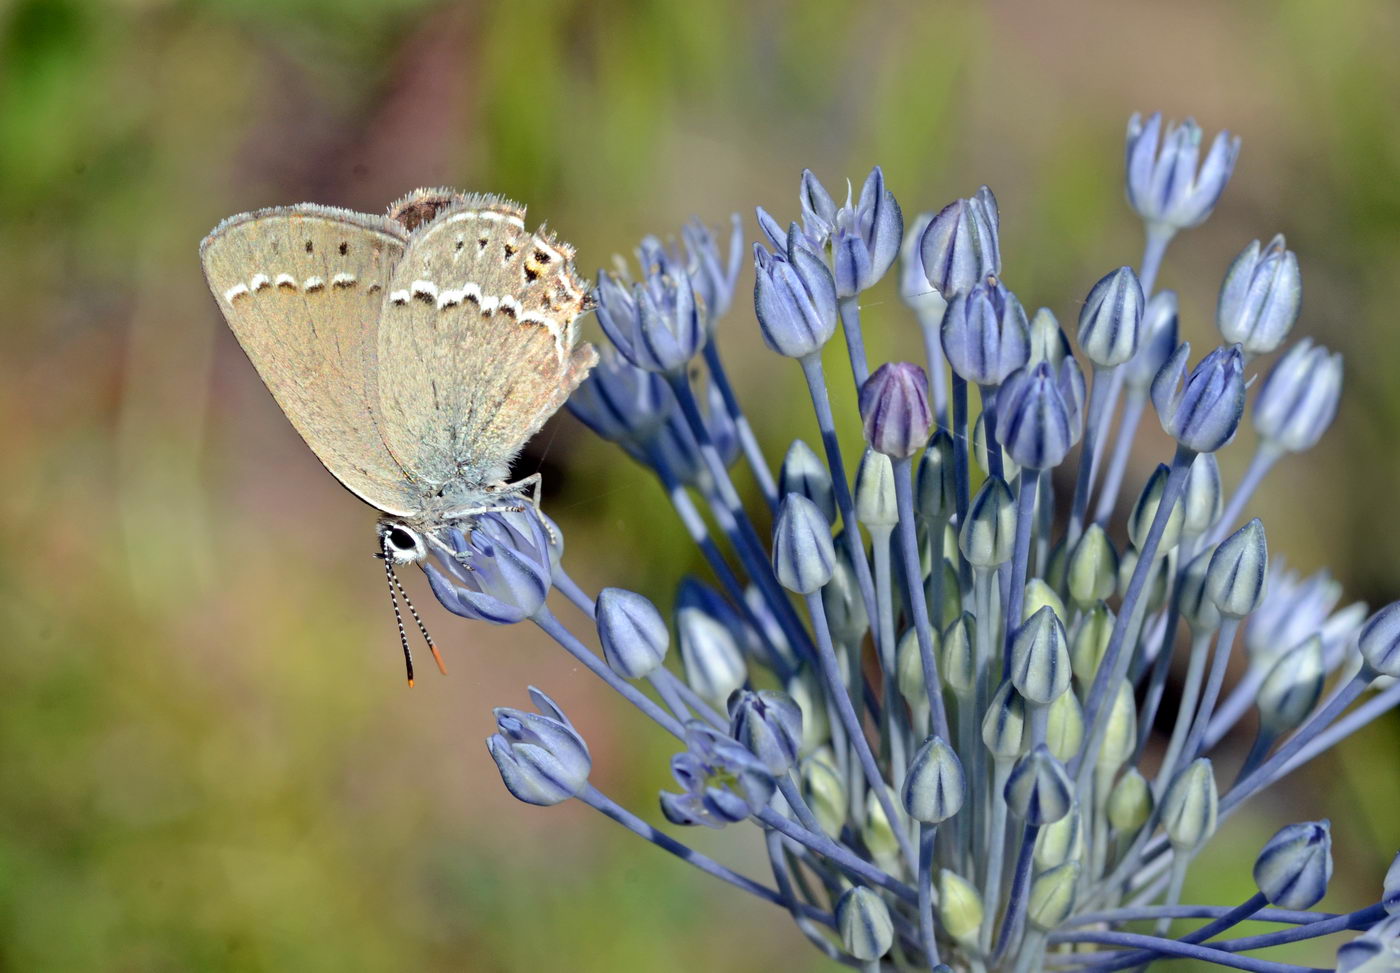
xmin=380 ymin=548 xmax=416 ymax=687
xmin=387 ymin=565 xmax=448 ymax=676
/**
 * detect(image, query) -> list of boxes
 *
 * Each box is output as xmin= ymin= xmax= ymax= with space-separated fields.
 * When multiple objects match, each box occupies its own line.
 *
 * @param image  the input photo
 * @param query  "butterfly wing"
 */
xmin=375 ymin=197 xmax=596 ymax=499
xmin=201 ymin=205 xmax=423 ymax=517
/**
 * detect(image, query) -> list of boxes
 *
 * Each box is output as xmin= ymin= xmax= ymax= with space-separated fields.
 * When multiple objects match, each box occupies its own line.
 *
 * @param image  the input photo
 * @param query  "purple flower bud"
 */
xmin=919 ymin=186 xmax=1001 ymax=298
xmin=943 ymin=280 xmax=1031 ymax=385
xmin=1123 ymin=290 xmax=1180 ymax=389
xmin=487 ymin=688 xmax=591 ymax=806
xmin=753 ymin=240 xmax=838 ymax=358
xmin=772 ymin=494 xmax=836 ymax=594
xmin=1151 ymin=342 xmax=1247 ymax=453
xmin=1125 ymin=112 xmax=1240 ymax=231
xmin=997 ymin=362 xmax=1076 ymax=470
xmin=423 ymin=511 xmax=553 ymax=624
xmin=1254 ymin=820 xmax=1332 ymax=910
xmin=1254 ymin=339 xmax=1343 ymax=453
xmin=859 ymin=362 xmax=933 ymax=458
xmin=1077 ymin=267 xmax=1145 ymax=368
xmin=1218 ymin=235 xmax=1302 ymax=355
xmin=596 ymin=587 xmax=669 ymax=679
xmin=729 ymin=689 xmax=803 ymax=775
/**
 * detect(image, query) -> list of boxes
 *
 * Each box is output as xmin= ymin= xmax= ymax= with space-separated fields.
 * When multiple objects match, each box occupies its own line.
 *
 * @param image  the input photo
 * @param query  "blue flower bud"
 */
xmin=860 ymin=362 xmax=933 ymax=458
xmin=1152 ymin=342 xmax=1247 ymax=453
xmin=753 ymin=239 xmax=839 ymax=358
xmin=960 ymin=475 xmax=1017 ymax=568
xmin=1258 ymin=636 xmax=1325 ymax=734
xmin=1123 ymin=290 xmax=1180 ymax=389
xmin=1336 ymin=914 xmax=1400 ymax=973
xmin=487 ymin=688 xmax=591 ymax=806
xmin=1206 ymin=518 xmax=1268 ymax=619
xmin=424 ymin=511 xmax=552 ymax=624
xmin=660 ymin=723 xmax=776 ymax=828
xmin=1004 ymin=745 xmax=1073 ymax=825
xmin=1254 ymin=339 xmax=1343 ymax=453
xmin=902 ymin=735 xmax=965 ymax=823
xmin=1161 ymin=758 xmax=1218 ymax=851
xmin=566 ymin=344 xmax=672 ymax=446
xmin=595 ymin=264 xmax=707 ymax=375
xmin=772 ymin=494 xmax=836 ymax=594
xmin=1011 ymin=606 xmax=1072 ymax=704
xmin=729 ymin=689 xmax=803 ymax=775
xmin=799 ymin=168 xmax=838 ymax=245
xmin=1254 ymin=820 xmax=1332 ymax=910
xmin=677 ymin=601 xmax=747 ymax=703
xmin=917 ymin=430 xmax=958 ymax=523
xmin=942 ymin=279 xmax=1031 ymax=385
xmin=1359 ymin=602 xmax=1400 ymax=678
xmin=1218 ymin=235 xmax=1302 ymax=355
xmin=1125 ymin=112 xmax=1240 ymax=232
xmin=596 ymin=587 xmax=669 ymax=679
xmin=998 ymin=362 xmax=1077 ymax=470
xmin=681 ymin=214 xmax=743 ymax=322
xmin=919 ymin=186 xmax=1001 ymax=298
xmin=779 ymin=439 xmax=836 ymax=524
xmin=836 ymin=886 xmax=894 ymax=961
xmin=830 ymin=166 xmax=903 ymax=296
xmin=1077 ymin=267 xmax=1145 ymax=368
xmin=899 ymin=212 xmax=945 ymax=313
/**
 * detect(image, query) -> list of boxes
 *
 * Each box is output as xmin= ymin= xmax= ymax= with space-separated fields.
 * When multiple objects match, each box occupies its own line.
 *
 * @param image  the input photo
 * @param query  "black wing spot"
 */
xmin=524 ymin=265 xmax=540 ymax=282
xmin=477 ymin=237 xmax=489 ymax=250
xmin=533 ymin=249 xmax=552 ymax=264
xmin=503 ymin=242 xmax=519 ymax=258
xmin=339 ymin=241 xmax=349 ymax=255
xmin=305 ymin=240 xmax=314 ymax=253
xmin=455 ymin=239 xmax=465 ymax=251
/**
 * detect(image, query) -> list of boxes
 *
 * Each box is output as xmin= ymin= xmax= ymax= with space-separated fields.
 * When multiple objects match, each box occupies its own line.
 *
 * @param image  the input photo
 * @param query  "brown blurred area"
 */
xmin=2 ymin=0 xmax=1399 ymax=969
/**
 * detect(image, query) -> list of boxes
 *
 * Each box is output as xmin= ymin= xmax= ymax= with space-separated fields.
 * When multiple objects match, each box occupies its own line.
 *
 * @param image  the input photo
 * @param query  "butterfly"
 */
xmin=201 ymin=188 xmax=597 ymax=682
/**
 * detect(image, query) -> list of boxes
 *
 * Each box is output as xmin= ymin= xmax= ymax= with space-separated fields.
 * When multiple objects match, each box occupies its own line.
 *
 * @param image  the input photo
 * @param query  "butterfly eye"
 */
xmin=380 ymin=524 xmax=425 ymax=564
xmin=385 ymin=527 xmax=417 ymax=551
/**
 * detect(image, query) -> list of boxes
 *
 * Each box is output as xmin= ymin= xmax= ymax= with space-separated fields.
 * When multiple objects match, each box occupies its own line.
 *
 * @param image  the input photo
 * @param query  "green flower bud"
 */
xmin=862 ymin=790 xmax=901 ymax=874
xmin=854 ymin=448 xmax=898 ymax=528
xmin=1258 ymin=636 xmax=1325 ymax=735
xmin=1119 ymin=545 xmax=1172 ymax=613
xmin=1071 ymin=603 xmax=1115 ymax=686
xmin=1035 ymin=803 xmax=1084 ymax=868
xmin=1022 ymin=578 xmax=1067 ymax=625
xmin=902 ymin=736 xmax=965 ymax=823
xmin=1068 ymin=524 xmax=1119 ymax=608
xmin=787 ymin=671 xmax=830 ymax=755
xmin=974 ymin=410 xmax=1021 ymax=481
xmin=940 ymin=614 xmax=976 ymax=698
xmin=897 ymin=627 xmax=933 ymax=714
xmin=1045 ymin=689 xmax=1085 ymax=762
xmin=1011 ymin=606 xmax=1072 ymax=704
xmin=1097 ymin=679 xmax=1139 ymax=772
xmin=1179 ymin=547 xmax=1223 ymax=633
xmin=1182 ymin=452 xmax=1223 ymax=537
xmin=1107 ymin=767 xmax=1153 ymax=833
xmin=938 ymin=870 xmax=984 ymax=945
xmin=917 ymin=431 xmax=957 ymax=523
xmin=960 ymin=475 xmax=1017 ymax=568
xmin=1162 ymin=758 xmax=1219 ymax=851
xmin=1028 ymin=861 xmax=1082 ymax=931
xmin=837 ymin=886 xmax=894 ymax=961
xmin=1206 ymin=518 xmax=1268 ymax=619
xmin=802 ymin=753 xmax=846 ymax=838
xmin=1128 ymin=463 xmax=1184 ymax=555
xmin=822 ymin=548 xmax=870 ymax=646
xmin=983 ymin=680 xmax=1027 ymax=760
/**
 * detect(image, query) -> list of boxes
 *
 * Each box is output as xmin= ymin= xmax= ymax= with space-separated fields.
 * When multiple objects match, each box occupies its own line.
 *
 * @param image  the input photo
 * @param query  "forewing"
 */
xmin=201 ymin=205 xmax=421 ymax=516
xmin=376 ymin=198 xmax=596 ymax=495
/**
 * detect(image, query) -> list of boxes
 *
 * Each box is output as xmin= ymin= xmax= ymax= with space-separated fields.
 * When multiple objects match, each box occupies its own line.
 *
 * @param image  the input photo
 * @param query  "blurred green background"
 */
xmin=3 ymin=0 xmax=1399 ymax=969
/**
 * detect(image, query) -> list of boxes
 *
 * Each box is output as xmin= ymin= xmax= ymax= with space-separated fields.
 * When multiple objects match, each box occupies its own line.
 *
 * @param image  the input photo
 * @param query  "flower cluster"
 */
xmin=429 ymin=114 xmax=1400 ymax=971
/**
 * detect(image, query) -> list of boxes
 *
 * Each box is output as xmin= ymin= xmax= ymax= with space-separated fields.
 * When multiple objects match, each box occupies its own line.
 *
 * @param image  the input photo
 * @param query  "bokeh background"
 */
xmin=3 ymin=0 xmax=1399 ymax=969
